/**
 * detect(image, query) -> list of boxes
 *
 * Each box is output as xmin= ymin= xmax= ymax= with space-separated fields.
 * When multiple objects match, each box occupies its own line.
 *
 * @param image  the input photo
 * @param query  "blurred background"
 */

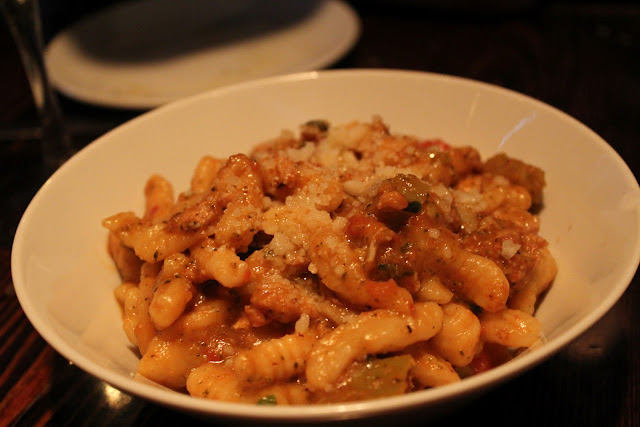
xmin=2 ymin=0 xmax=638 ymax=151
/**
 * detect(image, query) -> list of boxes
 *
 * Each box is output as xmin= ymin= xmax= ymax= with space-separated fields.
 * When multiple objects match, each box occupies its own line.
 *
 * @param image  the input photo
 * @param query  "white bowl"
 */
xmin=12 ymin=69 xmax=640 ymax=422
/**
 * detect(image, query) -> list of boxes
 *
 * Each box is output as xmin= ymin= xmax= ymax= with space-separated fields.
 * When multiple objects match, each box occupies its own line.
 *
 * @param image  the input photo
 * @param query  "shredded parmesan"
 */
xmin=501 ymin=239 xmax=521 ymax=259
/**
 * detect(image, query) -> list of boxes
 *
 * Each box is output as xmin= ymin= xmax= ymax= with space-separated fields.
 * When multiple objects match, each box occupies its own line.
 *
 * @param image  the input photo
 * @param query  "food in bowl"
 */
xmin=103 ymin=116 xmax=557 ymax=405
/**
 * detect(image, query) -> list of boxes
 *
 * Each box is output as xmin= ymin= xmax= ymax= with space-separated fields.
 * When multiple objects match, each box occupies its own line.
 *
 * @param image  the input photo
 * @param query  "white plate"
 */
xmin=12 ymin=69 xmax=640 ymax=422
xmin=44 ymin=0 xmax=360 ymax=109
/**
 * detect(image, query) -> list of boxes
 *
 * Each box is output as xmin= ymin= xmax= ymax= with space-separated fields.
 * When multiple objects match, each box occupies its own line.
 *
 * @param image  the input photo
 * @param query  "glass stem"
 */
xmin=1 ymin=0 xmax=72 ymax=174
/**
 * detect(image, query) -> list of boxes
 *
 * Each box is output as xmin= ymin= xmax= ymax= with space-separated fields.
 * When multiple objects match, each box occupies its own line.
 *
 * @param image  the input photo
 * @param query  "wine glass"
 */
xmin=1 ymin=0 xmax=72 ymax=175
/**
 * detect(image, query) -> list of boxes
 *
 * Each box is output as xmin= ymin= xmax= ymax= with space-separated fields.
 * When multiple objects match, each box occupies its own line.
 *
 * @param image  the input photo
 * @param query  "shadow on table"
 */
xmin=51 ymin=0 xmax=325 ymax=64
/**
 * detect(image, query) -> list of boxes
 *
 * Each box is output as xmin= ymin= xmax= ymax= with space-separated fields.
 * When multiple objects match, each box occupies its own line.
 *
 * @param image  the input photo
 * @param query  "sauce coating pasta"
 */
xmin=104 ymin=117 xmax=556 ymax=404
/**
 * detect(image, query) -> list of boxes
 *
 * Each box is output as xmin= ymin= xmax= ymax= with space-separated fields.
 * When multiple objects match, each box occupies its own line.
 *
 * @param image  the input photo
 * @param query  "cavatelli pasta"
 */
xmin=233 ymin=332 xmax=316 ymax=386
xmin=106 ymin=116 xmax=555 ymax=404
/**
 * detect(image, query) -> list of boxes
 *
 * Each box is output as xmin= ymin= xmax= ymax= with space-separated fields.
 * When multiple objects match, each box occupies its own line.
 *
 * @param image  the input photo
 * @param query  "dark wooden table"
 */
xmin=1 ymin=1 xmax=639 ymax=425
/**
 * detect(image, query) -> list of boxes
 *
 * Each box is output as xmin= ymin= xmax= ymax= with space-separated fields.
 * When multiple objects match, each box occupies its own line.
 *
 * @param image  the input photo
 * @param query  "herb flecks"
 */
xmin=256 ymin=394 xmax=277 ymax=405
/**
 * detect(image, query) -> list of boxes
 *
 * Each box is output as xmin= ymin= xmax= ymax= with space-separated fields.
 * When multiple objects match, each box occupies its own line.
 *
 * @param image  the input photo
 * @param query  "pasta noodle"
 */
xmin=104 ymin=116 xmax=556 ymax=404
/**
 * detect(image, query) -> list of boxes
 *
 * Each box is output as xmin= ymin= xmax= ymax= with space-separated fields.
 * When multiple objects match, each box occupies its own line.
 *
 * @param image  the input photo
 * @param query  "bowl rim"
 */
xmin=11 ymin=68 xmax=640 ymax=421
